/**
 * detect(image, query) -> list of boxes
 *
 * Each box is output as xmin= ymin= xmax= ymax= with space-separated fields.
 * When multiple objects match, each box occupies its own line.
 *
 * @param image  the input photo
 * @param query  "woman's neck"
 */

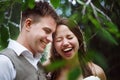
xmin=64 ymin=54 xmax=80 ymax=69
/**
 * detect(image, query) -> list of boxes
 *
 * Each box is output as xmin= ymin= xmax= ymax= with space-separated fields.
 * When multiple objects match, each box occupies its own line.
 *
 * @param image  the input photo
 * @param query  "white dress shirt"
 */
xmin=0 ymin=39 xmax=42 ymax=80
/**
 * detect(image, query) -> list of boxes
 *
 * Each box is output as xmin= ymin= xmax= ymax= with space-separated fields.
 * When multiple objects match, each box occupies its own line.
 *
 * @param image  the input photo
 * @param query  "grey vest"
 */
xmin=0 ymin=48 xmax=47 ymax=80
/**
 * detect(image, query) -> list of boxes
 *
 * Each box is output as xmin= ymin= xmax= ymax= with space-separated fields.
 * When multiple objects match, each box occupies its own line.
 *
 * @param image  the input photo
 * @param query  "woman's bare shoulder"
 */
xmin=88 ymin=62 xmax=107 ymax=80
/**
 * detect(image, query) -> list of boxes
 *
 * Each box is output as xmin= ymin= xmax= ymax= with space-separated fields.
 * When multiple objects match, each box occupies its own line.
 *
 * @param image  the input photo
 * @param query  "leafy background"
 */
xmin=0 ymin=0 xmax=120 ymax=80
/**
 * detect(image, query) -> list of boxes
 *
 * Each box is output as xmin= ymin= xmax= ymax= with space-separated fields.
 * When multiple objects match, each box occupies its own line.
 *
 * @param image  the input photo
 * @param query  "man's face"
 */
xmin=26 ymin=16 xmax=57 ymax=54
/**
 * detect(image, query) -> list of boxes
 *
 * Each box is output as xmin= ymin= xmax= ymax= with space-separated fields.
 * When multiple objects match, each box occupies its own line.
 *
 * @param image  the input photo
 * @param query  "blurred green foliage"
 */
xmin=67 ymin=67 xmax=81 ymax=80
xmin=0 ymin=0 xmax=120 ymax=80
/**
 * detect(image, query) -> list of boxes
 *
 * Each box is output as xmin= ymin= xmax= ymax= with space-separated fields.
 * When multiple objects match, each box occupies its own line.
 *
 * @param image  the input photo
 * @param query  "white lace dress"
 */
xmin=83 ymin=76 xmax=100 ymax=80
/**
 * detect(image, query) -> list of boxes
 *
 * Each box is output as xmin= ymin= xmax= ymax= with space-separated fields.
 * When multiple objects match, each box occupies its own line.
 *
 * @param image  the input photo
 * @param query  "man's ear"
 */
xmin=25 ymin=18 xmax=32 ymax=31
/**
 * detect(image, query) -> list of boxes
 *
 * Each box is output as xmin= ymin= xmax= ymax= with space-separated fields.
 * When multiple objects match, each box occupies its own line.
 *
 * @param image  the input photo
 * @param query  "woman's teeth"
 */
xmin=63 ymin=48 xmax=72 ymax=52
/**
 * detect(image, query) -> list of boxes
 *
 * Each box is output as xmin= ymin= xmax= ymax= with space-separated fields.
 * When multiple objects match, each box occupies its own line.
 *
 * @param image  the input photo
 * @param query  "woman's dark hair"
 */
xmin=49 ymin=18 xmax=93 ymax=80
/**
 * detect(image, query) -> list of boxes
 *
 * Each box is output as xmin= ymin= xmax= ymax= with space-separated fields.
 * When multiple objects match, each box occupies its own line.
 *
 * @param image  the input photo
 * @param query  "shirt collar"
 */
xmin=7 ymin=39 xmax=43 ymax=69
xmin=7 ymin=39 xmax=42 ymax=59
xmin=7 ymin=39 xmax=28 ymax=56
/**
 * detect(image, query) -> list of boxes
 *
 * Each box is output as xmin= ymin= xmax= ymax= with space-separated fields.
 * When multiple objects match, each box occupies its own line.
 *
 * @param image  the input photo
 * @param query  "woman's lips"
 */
xmin=62 ymin=47 xmax=73 ymax=57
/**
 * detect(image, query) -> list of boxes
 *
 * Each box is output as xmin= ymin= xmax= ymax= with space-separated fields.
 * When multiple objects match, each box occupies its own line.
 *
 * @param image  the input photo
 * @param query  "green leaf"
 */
xmin=88 ymin=15 xmax=118 ymax=45
xmin=88 ymin=15 xmax=101 ymax=29
xmin=0 ymin=25 xmax=9 ymax=49
xmin=28 ymin=0 xmax=35 ymax=9
xmin=84 ymin=25 xmax=92 ymax=43
xmin=50 ymin=0 xmax=60 ymax=9
xmin=104 ymin=21 xmax=118 ymax=34
xmin=70 ymin=13 xmax=82 ymax=23
xmin=98 ymin=28 xmax=118 ymax=45
xmin=68 ymin=67 xmax=81 ymax=80
xmin=0 ymin=12 xmax=4 ymax=24
xmin=22 ymin=0 xmax=35 ymax=11
xmin=45 ymin=60 xmax=65 ymax=71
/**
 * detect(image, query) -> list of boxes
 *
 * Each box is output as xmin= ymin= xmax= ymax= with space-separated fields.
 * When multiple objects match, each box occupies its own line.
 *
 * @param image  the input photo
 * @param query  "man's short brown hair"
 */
xmin=21 ymin=1 xmax=58 ymax=29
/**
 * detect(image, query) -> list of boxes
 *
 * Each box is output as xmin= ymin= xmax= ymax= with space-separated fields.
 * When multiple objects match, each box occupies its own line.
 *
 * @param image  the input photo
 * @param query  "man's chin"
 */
xmin=38 ymin=48 xmax=45 ymax=53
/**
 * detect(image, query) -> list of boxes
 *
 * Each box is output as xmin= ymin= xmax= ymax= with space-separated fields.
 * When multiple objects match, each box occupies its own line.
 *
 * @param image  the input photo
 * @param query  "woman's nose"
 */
xmin=63 ymin=39 xmax=69 ymax=46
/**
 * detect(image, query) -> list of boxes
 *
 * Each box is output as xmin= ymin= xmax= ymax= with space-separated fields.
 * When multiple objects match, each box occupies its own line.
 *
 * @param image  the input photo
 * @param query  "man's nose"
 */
xmin=46 ymin=35 xmax=53 ymax=42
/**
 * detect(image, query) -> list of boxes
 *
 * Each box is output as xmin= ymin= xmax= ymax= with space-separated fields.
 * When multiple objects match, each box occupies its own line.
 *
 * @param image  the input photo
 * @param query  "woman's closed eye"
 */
xmin=55 ymin=35 xmax=73 ymax=42
xmin=55 ymin=38 xmax=62 ymax=42
xmin=67 ymin=35 xmax=73 ymax=40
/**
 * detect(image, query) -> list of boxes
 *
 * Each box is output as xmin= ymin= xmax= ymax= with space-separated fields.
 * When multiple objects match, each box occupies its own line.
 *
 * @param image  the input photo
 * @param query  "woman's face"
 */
xmin=54 ymin=25 xmax=79 ymax=60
